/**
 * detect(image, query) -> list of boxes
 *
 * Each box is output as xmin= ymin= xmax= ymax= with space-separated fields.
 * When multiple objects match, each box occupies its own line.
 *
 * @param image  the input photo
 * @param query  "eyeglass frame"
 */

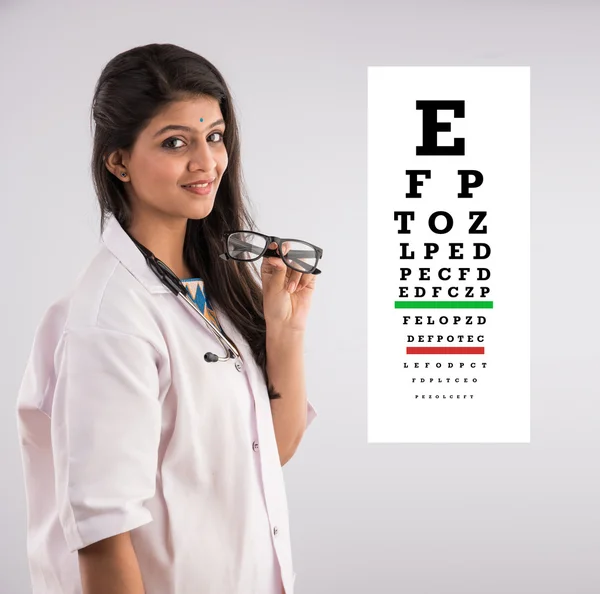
xmin=219 ymin=230 xmax=323 ymax=275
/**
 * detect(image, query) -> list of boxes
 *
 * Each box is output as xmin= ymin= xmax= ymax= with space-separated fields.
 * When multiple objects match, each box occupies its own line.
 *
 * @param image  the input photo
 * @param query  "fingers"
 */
xmin=264 ymin=241 xmax=286 ymax=271
xmin=275 ymin=242 xmax=301 ymax=292
xmin=267 ymin=241 xmax=315 ymax=293
xmin=286 ymin=271 xmax=304 ymax=293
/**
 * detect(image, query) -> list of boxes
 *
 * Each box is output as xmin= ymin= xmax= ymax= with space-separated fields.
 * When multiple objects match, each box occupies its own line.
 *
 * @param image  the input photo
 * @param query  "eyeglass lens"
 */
xmin=227 ymin=232 xmax=318 ymax=273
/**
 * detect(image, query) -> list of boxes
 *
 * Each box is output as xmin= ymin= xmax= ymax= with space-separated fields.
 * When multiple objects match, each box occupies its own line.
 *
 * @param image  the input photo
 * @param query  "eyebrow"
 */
xmin=153 ymin=118 xmax=225 ymax=138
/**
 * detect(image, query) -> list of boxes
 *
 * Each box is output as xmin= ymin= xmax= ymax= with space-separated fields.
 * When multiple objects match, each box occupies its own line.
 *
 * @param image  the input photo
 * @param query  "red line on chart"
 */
xmin=406 ymin=347 xmax=485 ymax=355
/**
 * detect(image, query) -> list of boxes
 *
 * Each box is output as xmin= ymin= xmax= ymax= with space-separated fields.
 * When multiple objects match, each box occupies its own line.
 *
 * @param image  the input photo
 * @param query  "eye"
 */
xmin=162 ymin=137 xmax=185 ymax=150
xmin=208 ymin=131 xmax=225 ymax=143
xmin=162 ymin=131 xmax=225 ymax=150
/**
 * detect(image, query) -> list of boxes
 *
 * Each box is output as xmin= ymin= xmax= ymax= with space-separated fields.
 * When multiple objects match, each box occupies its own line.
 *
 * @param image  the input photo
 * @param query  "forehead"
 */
xmin=143 ymin=96 xmax=224 ymax=138
xmin=157 ymin=96 xmax=222 ymax=120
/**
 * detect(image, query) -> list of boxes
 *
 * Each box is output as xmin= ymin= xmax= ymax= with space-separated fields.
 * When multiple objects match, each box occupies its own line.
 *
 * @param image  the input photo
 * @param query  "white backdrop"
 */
xmin=1 ymin=0 xmax=599 ymax=592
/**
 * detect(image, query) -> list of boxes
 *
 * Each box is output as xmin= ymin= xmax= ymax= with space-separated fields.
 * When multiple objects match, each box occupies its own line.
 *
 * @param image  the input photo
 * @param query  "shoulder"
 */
xmin=37 ymin=244 xmax=168 ymax=358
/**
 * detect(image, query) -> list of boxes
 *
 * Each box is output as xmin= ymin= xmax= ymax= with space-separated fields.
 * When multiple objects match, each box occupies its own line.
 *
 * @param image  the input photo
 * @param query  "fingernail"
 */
xmin=288 ymin=282 xmax=296 ymax=293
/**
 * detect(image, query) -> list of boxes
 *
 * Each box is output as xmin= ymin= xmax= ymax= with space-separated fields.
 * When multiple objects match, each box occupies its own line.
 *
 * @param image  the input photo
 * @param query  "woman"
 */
xmin=16 ymin=43 xmax=319 ymax=594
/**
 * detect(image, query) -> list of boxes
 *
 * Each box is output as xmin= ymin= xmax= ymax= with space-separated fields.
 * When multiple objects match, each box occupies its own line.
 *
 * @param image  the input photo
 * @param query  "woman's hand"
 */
xmin=260 ymin=241 xmax=317 ymax=333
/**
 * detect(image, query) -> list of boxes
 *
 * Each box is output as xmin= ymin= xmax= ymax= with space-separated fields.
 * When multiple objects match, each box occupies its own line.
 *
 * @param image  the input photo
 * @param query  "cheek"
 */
xmin=139 ymin=155 xmax=180 ymax=186
xmin=218 ymin=149 xmax=229 ymax=173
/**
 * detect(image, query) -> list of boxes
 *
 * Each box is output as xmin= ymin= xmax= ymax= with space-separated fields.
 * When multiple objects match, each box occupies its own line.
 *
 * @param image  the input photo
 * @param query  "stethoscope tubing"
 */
xmin=126 ymin=230 xmax=242 ymax=365
xmin=176 ymin=289 xmax=242 ymax=363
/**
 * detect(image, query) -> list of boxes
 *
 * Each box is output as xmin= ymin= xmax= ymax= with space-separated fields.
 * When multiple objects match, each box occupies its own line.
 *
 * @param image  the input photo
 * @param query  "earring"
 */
xmin=121 ymin=172 xmax=127 ymax=178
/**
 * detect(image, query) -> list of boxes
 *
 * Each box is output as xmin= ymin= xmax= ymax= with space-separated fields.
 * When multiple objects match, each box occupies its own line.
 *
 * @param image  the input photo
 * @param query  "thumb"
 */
xmin=261 ymin=241 xmax=289 ymax=289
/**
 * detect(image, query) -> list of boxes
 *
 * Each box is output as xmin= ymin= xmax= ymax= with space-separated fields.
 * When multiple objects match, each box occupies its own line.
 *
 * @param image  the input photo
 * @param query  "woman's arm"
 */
xmin=266 ymin=327 xmax=308 ymax=465
xmin=78 ymin=532 xmax=145 ymax=594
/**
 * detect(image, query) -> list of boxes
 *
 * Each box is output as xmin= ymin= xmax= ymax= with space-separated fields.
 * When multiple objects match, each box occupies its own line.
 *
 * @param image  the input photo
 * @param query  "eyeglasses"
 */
xmin=219 ymin=231 xmax=323 ymax=275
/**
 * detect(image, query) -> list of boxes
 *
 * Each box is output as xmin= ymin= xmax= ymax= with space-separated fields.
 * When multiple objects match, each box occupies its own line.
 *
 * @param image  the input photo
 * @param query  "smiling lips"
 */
xmin=182 ymin=180 xmax=214 ymax=195
xmin=181 ymin=176 xmax=216 ymax=195
xmin=182 ymin=176 xmax=216 ymax=188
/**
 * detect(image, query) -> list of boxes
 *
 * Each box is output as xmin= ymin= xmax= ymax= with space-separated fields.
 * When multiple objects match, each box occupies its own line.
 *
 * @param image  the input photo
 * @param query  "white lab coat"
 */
xmin=15 ymin=213 xmax=317 ymax=594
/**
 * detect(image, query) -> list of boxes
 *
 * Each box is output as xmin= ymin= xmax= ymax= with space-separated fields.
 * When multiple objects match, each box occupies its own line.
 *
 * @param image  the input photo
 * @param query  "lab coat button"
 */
xmin=273 ymin=526 xmax=279 ymax=536
xmin=235 ymin=360 xmax=243 ymax=372
xmin=252 ymin=441 xmax=259 ymax=451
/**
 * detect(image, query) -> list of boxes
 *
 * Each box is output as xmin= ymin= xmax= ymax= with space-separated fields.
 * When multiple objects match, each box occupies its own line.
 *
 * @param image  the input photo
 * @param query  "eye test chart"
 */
xmin=367 ymin=67 xmax=530 ymax=443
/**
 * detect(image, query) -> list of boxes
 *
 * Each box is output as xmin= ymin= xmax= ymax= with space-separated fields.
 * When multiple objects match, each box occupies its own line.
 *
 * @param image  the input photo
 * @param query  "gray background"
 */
xmin=2 ymin=0 xmax=599 ymax=592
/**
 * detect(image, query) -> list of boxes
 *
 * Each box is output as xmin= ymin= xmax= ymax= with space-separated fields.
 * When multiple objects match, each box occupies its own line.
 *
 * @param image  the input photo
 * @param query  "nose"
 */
xmin=189 ymin=140 xmax=218 ymax=171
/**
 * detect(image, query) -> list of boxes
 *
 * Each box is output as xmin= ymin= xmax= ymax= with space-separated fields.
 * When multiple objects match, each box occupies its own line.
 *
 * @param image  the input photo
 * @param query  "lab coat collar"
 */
xmin=101 ymin=213 xmax=171 ymax=294
xmin=100 ymin=213 xmax=251 ymax=368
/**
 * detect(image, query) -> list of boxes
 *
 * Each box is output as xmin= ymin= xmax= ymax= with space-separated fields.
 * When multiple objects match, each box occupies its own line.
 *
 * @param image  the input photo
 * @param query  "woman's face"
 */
xmin=111 ymin=95 xmax=228 ymax=224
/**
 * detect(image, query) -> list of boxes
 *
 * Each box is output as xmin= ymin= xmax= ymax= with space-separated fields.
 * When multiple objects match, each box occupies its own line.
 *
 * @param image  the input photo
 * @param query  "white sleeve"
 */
xmin=51 ymin=326 xmax=162 ymax=553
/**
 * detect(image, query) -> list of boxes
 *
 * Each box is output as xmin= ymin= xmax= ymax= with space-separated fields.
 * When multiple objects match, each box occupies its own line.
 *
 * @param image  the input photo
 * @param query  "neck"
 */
xmin=127 ymin=214 xmax=192 ymax=279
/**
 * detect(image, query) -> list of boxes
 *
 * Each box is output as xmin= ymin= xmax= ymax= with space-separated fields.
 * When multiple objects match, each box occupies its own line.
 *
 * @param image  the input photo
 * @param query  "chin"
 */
xmin=187 ymin=207 xmax=214 ymax=220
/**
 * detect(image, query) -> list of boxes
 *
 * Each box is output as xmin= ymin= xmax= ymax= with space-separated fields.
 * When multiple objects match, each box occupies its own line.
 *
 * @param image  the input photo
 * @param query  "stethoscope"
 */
xmin=127 ymin=233 xmax=244 ymax=371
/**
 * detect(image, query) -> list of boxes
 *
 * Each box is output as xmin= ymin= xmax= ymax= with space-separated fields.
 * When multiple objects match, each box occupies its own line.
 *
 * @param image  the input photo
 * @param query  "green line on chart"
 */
xmin=394 ymin=301 xmax=494 ymax=309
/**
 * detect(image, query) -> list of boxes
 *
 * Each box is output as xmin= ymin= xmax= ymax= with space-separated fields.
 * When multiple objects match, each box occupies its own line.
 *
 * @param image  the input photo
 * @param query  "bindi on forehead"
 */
xmin=152 ymin=117 xmax=225 ymax=139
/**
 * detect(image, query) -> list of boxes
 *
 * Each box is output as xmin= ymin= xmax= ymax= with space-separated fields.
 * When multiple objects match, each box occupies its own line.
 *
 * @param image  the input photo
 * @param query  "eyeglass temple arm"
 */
xmin=221 ymin=238 xmax=322 ymax=274
xmin=228 ymin=237 xmax=320 ymax=258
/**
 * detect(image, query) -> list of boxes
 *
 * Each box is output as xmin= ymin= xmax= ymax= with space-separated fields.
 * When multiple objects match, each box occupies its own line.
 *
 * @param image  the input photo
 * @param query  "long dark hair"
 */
xmin=89 ymin=43 xmax=281 ymax=400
